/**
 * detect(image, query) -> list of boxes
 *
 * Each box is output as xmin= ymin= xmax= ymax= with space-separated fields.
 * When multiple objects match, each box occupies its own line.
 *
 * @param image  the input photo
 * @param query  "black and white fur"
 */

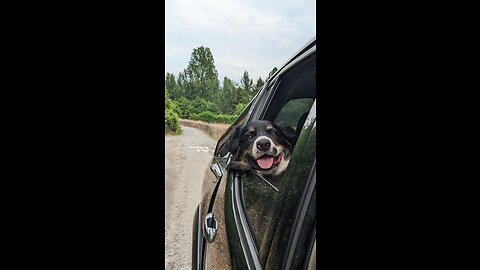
xmin=221 ymin=120 xmax=298 ymax=178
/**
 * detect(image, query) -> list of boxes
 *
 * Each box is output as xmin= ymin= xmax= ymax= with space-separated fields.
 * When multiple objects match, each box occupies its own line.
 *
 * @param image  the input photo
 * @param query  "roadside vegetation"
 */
xmin=165 ymin=46 xmax=278 ymax=129
xmin=165 ymin=88 xmax=182 ymax=134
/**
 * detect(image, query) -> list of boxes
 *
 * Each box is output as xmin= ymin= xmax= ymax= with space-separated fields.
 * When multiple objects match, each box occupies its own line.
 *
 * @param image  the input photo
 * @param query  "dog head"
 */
xmin=224 ymin=120 xmax=298 ymax=177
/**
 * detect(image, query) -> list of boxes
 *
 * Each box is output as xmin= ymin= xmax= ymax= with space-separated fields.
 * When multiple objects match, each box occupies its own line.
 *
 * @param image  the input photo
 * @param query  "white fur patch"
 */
xmin=251 ymin=136 xmax=275 ymax=158
xmin=273 ymin=156 xmax=290 ymax=175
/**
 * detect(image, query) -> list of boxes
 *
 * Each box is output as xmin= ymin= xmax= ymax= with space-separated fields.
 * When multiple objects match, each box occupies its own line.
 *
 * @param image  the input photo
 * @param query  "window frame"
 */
xmin=257 ymin=45 xmax=316 ymax=121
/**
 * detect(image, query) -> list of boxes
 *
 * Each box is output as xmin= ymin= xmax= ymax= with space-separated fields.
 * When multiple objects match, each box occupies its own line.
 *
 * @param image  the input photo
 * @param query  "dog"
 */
xmin=221 ymin=120 xmax=298 ymax=179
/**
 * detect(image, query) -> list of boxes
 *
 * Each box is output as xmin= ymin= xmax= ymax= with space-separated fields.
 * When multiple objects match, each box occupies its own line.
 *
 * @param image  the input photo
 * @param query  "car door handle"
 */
xmin=210 ymin=162 xmax=223 ymax=182
xmin=204 ymin=213 xmax=218 ymax=243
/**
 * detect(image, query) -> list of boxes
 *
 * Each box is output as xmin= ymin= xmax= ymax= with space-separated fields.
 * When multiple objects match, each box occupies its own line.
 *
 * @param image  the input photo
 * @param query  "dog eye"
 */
xmin=245 ymin=134 xmax=252 ymax=139
xmin=268 ymin=130 xmax=277 ymax=135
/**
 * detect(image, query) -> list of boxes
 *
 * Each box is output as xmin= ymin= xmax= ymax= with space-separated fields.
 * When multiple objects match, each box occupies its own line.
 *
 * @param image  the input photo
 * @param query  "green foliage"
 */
xmin=267 ymin=67 xmax=278 ymax=80
xmin=165 ymin=108 xmax=181 ymax=134
xmin=214 ymin=114 xmax=237 ymax=124
xmin=165 ymin=45 xmax=279 ymax=128
xmin=192 ymin=97 xmax=218 ymax=114
xmin=218 ymin=77 xmax=236 ymax=114
xmin=253 ymin=77 xmax=264 ymax=95
xmin=165 ymin=89 xmax=181 ymax=134
xmin=183 ymin=46 xmax=220 ymax=100
xmin=238 ymin=89 xmax=252 ymax=105
xmin=197 ymin=111 xmax=216 ymax=123
xmin=275 ymin=98 xmax=314 ymax=128
xmin=173 ymin=97 xmax=237 ymax=124
xmin=165 ymin=73 xmax=181 ymax=99
xmin=233 ymin=103 xmax=247 ymax=116
xmin=197 ymin=111 xmax=237 ymax=124
xmin=175 ymin=97 xmax=193 ymax=119
xmin=240 ymin=70 xmax=253 ymax=93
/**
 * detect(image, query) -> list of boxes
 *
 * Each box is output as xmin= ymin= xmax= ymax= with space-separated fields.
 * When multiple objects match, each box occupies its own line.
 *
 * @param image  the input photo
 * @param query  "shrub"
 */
xmin=175 ymin=97 xmax=193 ymax=119
xmin=225 ymin=115 xmax=237 ymax=124
xmin=233 ymin=103 xmax=247 ymax=116
xmin=165 ymin=108 xmax=181 ymax=134
xmin=190 ymin=113 xmax=199 ymax=121
xmin=214 ymin=114 xmax=237 ymax=124
xmin=165 ymin=89 xmax=181 ymax=134
xmin=171 ymin=94 xmax=238 ymax=125
xmin=197 ymin=111 xmax=216 ymax=123
xmin=170 ymin=100 xmax=181 ymax=116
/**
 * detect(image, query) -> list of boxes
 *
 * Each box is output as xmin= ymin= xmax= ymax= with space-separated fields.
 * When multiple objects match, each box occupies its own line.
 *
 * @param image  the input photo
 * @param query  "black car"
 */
xmin=192 ymin=37 xmax=316 ymax=270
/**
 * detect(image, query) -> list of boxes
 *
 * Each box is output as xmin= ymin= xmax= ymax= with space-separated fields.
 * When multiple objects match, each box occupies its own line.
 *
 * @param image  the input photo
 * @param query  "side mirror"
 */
xmin=210 ymin=162 xmax=223 ymax=182
xmin=204 ymin=213 xmax=218 ymax=243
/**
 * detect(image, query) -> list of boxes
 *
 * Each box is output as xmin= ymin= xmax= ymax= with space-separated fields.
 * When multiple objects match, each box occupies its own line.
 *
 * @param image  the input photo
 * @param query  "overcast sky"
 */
xmin=165 ymin=0 xmax=315 ymax=84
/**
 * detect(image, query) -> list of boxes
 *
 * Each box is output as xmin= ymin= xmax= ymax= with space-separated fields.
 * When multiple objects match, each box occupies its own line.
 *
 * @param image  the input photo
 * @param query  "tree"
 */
xmin=240 ymin=70 xmax=254 ymax=94
xmin=165 ymin=73 xmax=180 ymax=99
xmin=253 ymin=77 xmax=264 ymax=95
xmin=184 ymin=46 xmax=220 ymax=100
xmin=237 ymin=87 xmax=252 ymax=105
xmin=176 ymin=71 xmax=189 ymax=99
xmin=267 ymin=67 xmax=278 ymax=80
xmin=218 ymin=77 xmax=236 ymax=114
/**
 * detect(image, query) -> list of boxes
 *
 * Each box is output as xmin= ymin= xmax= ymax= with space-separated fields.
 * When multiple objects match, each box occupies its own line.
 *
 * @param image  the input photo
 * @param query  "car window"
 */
xmin=240 ymin=52 xmax=316 ymax=266
xmin=275 ymin=98 xmax=314 ymax=130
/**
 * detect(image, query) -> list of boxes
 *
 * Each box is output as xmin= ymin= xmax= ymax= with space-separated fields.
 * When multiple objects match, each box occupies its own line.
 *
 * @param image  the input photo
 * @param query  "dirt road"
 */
xmin=165 ymin=126 xmax=217 ymax=270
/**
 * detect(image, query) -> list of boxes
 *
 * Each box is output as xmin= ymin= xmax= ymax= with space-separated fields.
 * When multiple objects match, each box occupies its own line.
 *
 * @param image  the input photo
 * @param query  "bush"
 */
xmin=233 ymin=103 xmax=247 ymax=116
xmin=170 ymin=100 xmax=181 ymax=117
xmin=226 ymin=115 xmax=237 ymax=124
xmin=197 ymin=111 xmax=216 ymax=123
xmin=171 ymin=94 xmax=238 ymax=124
xmin=214 ymin=114 xmax=237 ymax=124
xmin=165 ymin=108 xmax=181 ymax=134
xmin=175 ymin=97 xmax=193 ymax=119
xmin=165 ymin=89 xmax=181 ymax=134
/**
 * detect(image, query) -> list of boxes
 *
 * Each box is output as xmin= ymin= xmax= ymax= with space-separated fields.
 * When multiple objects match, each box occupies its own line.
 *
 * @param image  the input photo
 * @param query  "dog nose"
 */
xmin=256 ymin=139 xmax=271 ymax=151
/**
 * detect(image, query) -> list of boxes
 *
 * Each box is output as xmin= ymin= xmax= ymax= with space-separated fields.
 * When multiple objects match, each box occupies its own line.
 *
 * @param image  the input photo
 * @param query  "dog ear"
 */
xmin=228 ymin=125 xmax=241 ymax=156
xmin=218 ymin=125 xmax=241 ymax=157
xmin=276 ymin=123 xmax=298 ymax=147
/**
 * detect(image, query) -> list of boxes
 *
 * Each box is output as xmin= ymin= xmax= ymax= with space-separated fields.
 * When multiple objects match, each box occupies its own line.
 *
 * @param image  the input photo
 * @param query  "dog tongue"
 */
xmin=257 ymin=156 xmax=274 ymax=169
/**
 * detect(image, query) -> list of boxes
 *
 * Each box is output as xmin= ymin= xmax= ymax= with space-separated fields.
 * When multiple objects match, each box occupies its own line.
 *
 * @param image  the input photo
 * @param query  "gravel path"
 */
xmin=165 ymin=126 xmax=217 ymax=270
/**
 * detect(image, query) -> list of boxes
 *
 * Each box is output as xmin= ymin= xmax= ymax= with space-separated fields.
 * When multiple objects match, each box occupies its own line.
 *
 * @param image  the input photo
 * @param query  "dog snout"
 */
xmin=256 ymin=139 xmax=271 ymax=151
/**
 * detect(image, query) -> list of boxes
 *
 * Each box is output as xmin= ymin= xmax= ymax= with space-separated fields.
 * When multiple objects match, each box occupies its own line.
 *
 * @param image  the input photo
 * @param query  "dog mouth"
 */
xmin=256 ymin=153 xmax=283 ymax=170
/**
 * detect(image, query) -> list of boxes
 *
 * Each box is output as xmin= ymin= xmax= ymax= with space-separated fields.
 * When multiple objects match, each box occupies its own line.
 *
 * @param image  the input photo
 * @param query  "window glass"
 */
xmin=241 ymin=172 xmax=278 ymax=252
xmin=275 ymin=98 xmax=314 ymax=130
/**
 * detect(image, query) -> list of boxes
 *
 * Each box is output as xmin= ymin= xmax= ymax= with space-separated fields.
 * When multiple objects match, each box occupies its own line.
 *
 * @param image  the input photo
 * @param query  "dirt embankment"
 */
xmin=179 ymin=119 xmax=230 ymax=139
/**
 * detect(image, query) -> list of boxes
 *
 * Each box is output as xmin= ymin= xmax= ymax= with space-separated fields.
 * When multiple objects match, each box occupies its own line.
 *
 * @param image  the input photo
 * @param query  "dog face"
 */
xmin=225 ymin=120 xmax=298 ymax=177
